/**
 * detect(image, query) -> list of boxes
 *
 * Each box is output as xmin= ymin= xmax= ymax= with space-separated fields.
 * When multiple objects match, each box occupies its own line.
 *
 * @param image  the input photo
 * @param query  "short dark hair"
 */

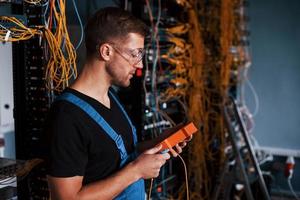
xmin=85 ymin=7 xmax=148 ymax=59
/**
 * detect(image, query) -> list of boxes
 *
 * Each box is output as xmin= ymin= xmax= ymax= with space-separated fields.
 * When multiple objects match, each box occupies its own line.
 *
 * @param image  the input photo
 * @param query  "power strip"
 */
xmin=254 ymin=146 xmax=300 ymax=158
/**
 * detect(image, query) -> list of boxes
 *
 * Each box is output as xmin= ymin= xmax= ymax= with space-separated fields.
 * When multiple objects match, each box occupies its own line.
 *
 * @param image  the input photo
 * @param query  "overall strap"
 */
xmin=108 ymin=90 xmax=138 ymax=145
xmin=56 ymin=92 xmax=128 ymax=161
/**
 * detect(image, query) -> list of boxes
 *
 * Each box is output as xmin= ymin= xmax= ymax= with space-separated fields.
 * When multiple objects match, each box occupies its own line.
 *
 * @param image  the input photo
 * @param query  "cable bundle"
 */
xmin=141 ymin=0 xmax=194 ymax=199
xmin=0 ymin=16 xmax=42 ymax=42
xmin=0 ymin=0 xmax=78 ymax=92
xmin=143 ymin=0 xmax=193 ymax=135
xmin=159 ymin=36 xmax=192 ymax=102
xmin=24 ymin=0 xmax=45 ymax=4
xmin=172 ymin=0 xmax=252 ymax=199
xmin=43 ymin=0 xmax=77 ymax=91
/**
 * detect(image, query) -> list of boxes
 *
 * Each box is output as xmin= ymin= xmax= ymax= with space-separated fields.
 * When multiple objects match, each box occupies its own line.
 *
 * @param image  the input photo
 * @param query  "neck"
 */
xmin=71 ymin=59 xmax=112 ymax=108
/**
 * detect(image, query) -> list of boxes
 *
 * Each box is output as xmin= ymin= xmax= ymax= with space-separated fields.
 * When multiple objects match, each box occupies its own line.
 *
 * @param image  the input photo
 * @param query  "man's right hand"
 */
xmin=131 ymin=145 xmax=170 ymax=179
xmin=48 ymin=145 xmax=169 ymax=200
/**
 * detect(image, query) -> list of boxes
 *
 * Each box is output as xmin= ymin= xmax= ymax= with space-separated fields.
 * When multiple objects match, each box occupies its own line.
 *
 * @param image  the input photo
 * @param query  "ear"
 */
xmin=98 ymin=43 xmax=111 ymax=61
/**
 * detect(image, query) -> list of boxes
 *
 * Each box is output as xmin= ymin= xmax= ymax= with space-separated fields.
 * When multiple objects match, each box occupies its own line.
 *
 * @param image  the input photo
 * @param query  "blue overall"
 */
xmin=57 ymin=90 xmax=145 ymax=200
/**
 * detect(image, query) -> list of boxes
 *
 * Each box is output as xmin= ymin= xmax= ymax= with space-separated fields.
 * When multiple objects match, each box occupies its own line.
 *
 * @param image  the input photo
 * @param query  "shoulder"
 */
xmin=47 ymin=100 xmax=82 ymax=129
xmin=45 ymin=88 xmax=90 ymax=136
xmin=50 ymin=88 xmax=89 ymax=119
xmin=44 ymin=96 xmax=91 ymax=152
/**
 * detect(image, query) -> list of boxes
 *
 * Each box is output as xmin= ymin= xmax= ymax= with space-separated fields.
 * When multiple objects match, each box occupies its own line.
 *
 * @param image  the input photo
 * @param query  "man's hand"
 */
xmin=168 ymin=135 xmax=193 ymax=157
xmin=131 ymin=145 xmax=170 ymax=179
xmin=48 ymin=145 xmax=171 ymax=200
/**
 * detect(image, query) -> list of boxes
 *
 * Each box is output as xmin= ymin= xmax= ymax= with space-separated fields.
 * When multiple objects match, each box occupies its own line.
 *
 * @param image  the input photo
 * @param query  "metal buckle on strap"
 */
xmin=116 ymin=135 xmax=126 ymax=159
xmin=115 ymin=134 xmax=123 ymax=147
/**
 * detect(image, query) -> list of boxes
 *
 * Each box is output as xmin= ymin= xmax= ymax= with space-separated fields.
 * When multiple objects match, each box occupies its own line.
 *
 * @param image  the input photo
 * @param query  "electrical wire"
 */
xmin=71 ymin=0 xmax=84 ymax=50
xmin=145 ymin=0 xmax=165 ymax=144
xmin=142 ymin=0 xmax=255 ymax=199
xmin=245 ymin=78 xmax=260 ymax=117
xmin=44 ymin=0 xmax=77 ymax=91
xmin=0 ymin=177 xmax=17 ymax=185
xmin=143 ymin=1 xmax=193 ymax=197
xmin=155 ymin=175 xmax=176 ymax=187
xmin=287 ymin=178 xmax=300 ymax=200
xmin=178 ymin=154 xmax=189 ymax=200
xmin=175 ymin=0 xmax=192 ymax=8
xmin=124 ymin=0 xmax=128 ymax=10
xmin=24 ymin=0 xmax=49 ymax=6
xmin=0 ymin=0 xmax=77 ymax=92
xmin=0 ymin=17 xmax=43 ymax=42
xmin=181 ymin=0 xmax=241 ymax=199
xmin=148 ymin=178 xmax=154 ymax=200
xmin=24 ymin=0 xmax=45 ymax=5
xmin=147 ymin=152 xmax=190 ymax=200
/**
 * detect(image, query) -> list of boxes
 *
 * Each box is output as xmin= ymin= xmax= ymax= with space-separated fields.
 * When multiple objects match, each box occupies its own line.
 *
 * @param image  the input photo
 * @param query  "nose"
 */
xmin=134 ymin=60 xmax=143 ymax=69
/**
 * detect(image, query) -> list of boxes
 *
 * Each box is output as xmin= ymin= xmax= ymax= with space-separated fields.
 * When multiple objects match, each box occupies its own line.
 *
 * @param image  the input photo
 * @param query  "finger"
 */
xmin=185 ymin=135 xmax=193 ymax=142
xmin=178 ymin=141 xmax=187 ymax=148
xmin=175 ymin=144 xmax=182 ymax=154
xmin=161 ymin=152 xmax=170 ymax=160
xmin=151 ymin=168 xmax=160 ymax=177
xmin=144 ymin=144 xmax=162 ymax=154
xmin=160 ymin=159 xmax=166 ymax=166
xmin=154 ymin=171 xmax=160 ymax=178
xmin=168 ymin=147 xmax=178 ymax=157
xmin=154 ymin=153 xmax=170 ymax=163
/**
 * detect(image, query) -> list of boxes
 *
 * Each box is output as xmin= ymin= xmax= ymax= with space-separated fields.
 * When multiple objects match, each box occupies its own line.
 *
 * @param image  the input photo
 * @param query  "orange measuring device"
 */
xmin=159 ymin=122 xmax=198 ymax=151
xmin=136 ymin=122 xmax=198 ymax=153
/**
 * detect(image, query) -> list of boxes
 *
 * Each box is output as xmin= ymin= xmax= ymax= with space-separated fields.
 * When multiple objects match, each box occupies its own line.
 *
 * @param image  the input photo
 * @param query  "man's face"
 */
xmin=105 ymin=33 xmax=144 ymax=87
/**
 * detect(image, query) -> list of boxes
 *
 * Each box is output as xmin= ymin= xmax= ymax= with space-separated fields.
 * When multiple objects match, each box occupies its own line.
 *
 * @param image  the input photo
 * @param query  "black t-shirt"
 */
xmin=44 ymin=88 xmax=134 ymax=185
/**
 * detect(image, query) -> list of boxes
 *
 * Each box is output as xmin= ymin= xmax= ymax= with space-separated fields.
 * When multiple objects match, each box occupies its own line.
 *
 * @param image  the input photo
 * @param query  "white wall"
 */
xmin=0 ymin=42 xmax=15 ymax=159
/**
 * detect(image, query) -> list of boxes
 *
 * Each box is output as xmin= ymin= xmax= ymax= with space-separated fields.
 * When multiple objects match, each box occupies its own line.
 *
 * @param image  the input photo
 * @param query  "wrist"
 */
xmin=126 ymin=161 xmax=142 ymax=182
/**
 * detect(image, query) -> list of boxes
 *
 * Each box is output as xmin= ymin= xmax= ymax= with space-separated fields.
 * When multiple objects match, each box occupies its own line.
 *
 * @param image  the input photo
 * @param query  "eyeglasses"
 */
xmin=110 ymin=44 xmax=145 ymax=65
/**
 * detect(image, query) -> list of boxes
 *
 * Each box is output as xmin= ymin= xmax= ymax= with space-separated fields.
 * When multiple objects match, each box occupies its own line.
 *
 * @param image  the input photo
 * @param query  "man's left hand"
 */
xmin=168 ymin=135 xmax=193 ymax=157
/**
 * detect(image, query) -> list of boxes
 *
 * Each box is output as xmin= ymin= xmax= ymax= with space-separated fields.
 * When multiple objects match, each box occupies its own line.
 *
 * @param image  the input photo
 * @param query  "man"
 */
xmin=45 ymin=7 xmax=189 ymax=200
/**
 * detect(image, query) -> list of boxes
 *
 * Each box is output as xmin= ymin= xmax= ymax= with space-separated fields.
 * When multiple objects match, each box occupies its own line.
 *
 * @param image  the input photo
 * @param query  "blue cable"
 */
xmin=43 ymin=0 xmax=49 ymax=26
xmin=71 ymin=0 xmax=84 ymax=50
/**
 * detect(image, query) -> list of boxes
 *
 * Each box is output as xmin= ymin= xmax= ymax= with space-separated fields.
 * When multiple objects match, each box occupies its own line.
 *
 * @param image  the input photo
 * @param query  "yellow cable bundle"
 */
xmin=172 ymin=64 xmax=188 ymax=75
xmin=159 ymin=35 xmax=193 ymax=103
xmin=176 ymin=0 xmax=192 ymax=8
xmin=168 ymin=37 xmax=192 ymax=55
xmin=44 ymin=28 xmax=69 ymax=90
xmin=165 ymin=23 xmax=191 ymax=35
xmin=0 ymin=0 xmax=77 ymax=92
xmin=0 ymin=16 xmax=42 ymax=42
xmin=220 ymin=0 xmax=234 ymax=96
xmin=24 ymin=0 xmax=44 ymax=4
xmin=44 ymin=0 xmax=77 ymax=91
xmin=161 ymin=87 xmax=187 ymax=102
xmin=159 ymin=54 xmax=190 ymax=100
xmin=165 ymin=55 xmax=191 ymax=70
xmin=176 ymin=0 xmax=248 ymax=199
xmin=178 ymin=0 xmax=214 ymax=199
xmin=161 ymin=55 xmax=182 ymax=65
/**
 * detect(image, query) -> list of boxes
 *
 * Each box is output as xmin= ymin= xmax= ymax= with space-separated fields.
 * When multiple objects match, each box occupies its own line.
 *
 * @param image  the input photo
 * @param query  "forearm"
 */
xmin=76 ymin=162 xmax=140 ymax=200
xmin=49 ymin=162 xmax=141 ymax=200
xmin=49 ymin=145 xmax=170 ymax=200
